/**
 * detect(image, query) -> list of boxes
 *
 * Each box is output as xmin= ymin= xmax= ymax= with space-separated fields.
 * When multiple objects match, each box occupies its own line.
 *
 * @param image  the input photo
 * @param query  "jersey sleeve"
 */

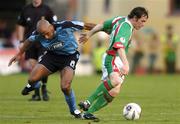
xmin=54 ymin=21 xmax=84 ymax=31
xmin=113 ymin=22 xmax=132 ymax=49
xmin=27 ymin=31 xmax=39 ymax=42
xmin=70 ymin=21 xmax=84 ymax=31
xmin=45 ymin=5 xmax=57 ymax=23
xmin=17 ymin=8 xmax=26 ymax=26
xmin=102 ymin=18 xmax=114 ymax=33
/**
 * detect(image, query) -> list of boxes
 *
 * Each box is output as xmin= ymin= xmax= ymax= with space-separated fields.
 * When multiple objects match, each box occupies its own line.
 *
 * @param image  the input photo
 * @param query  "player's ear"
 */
xmin=49 ymin=24 xmax=54 ymax=31
xmin=133 ymin=16 xmax=138 ymax=22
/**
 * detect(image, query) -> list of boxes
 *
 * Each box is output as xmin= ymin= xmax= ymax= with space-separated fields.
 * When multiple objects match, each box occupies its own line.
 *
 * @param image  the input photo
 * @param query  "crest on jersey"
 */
xmin=120 ymin=37 xmax=125 ymax=43
xmin=27 ymin=17 xmax=31 ymax=22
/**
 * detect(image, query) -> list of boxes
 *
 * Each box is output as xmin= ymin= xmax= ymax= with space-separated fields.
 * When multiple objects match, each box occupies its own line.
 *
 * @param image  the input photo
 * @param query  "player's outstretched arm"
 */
xmin=8 ymin=39 xmax=31 ymax=66
xmin=87 ymin=23 xmax=103 ymax=37
xmin=79 ymin=23 xmax=103 ymax=44
xmin=84 ymin=23 xmax=96 ymax=31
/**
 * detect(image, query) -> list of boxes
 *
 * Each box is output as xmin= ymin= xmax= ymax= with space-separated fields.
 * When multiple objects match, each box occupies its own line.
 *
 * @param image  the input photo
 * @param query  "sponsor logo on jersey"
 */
xmin=47 ymin=42 xmax=64 ymax=50
xmin=116 ymin=43 xmax=123 ymax=47
xmin=53 ymin=42 xmax=63 ymax=49
xmin=27 ymin=17 xmax=31 ymax=22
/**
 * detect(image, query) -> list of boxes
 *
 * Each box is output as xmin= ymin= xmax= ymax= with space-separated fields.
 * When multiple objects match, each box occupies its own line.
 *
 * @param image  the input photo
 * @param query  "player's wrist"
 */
xmin=87 ymin=32 xmax=93 ymax=38
xmin=122 ymin=65 xmax=129 ymax=75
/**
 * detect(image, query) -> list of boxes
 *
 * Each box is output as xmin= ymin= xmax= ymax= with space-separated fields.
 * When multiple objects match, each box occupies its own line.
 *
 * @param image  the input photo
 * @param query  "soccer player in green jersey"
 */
xmin=78 ymin=7 xmax=148 ymax=121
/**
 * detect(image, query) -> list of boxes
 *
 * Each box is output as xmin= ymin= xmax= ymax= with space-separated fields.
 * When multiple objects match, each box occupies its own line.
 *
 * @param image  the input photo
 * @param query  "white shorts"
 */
xmin=101 ymin=53 xmax=125 ymax=84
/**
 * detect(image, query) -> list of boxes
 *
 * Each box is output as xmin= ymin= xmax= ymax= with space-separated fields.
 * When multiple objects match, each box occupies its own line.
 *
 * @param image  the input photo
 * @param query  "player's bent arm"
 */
xmin=8 ymin=39 xmax=32 ymax=67
xmin=87 ymin=23 xmax=103 ymax=37
xmin=117 ymin=48 xmax=129 ymax=75
xmin=79 ymin=23 xmax=103 ymax=44
xmin=16 ymin=25 xmax=26 ymax=50
xmin=16 ymin=25 xmax=25 ymax=42
xmin=19 ymin=39 xmax=32 ymax=53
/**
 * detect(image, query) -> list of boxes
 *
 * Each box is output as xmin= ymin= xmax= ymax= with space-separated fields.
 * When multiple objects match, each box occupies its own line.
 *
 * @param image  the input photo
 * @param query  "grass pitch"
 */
xmin=0 ymin=73 xmax=180 ymax=124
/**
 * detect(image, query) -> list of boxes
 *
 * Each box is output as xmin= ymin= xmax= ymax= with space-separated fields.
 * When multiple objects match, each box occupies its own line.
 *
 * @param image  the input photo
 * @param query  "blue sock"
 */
xmin=34 ymin=81 xmax=41 ymax=88
xmin=63 ymin=89 xmax=77 ymax=114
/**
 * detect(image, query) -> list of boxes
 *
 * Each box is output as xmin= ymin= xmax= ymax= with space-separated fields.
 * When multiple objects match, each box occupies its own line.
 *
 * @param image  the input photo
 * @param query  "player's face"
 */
xmin=41 ymin=25 xmax=55 ymax=40
xmin=134 ymin=15 xmax=148 ymax=30
xmin=32 ymin=0 xmax=42 ymax=7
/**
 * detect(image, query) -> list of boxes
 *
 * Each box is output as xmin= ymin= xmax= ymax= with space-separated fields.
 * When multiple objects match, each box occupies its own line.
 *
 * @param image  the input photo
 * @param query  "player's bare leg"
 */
xmin=21 ymin=64 xmax=51 ymax=95
xmin=28 ymin=59 xmax=41 ymax=101
xmin=60 ymin=67 xmax=81 ymax=118
xmin=79 ymin=72 xmax=124 ymax=120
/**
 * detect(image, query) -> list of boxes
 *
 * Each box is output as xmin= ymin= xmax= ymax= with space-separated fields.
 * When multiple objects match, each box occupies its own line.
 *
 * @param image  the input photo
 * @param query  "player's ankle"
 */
xmin=85 ymin=100 xmax=91 ymax=106
xmin=21 ymin=83 xmax=35 ymax=95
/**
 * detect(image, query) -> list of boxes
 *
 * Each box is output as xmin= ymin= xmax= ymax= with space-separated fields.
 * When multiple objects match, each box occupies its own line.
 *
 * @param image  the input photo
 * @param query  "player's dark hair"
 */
xmin=128 ymin=7 xmax=148 ymax=19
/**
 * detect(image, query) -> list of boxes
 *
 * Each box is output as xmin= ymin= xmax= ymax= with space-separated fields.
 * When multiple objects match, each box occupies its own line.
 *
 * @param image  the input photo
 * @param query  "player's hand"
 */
xmin=119 ymin=65 xmax=129 ymax=76
xmin=8 ymin=54 xmax=21 ymax=67
xmin=78 ymin=33 xmax=89 ymax=44
xmin=18 ymin=42 xmax=24 ymax=50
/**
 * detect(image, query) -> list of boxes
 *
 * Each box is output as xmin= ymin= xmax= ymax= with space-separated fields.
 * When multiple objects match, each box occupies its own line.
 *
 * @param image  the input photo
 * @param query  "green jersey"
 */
xmin=103 ymin=16 xmax=134 ymax=54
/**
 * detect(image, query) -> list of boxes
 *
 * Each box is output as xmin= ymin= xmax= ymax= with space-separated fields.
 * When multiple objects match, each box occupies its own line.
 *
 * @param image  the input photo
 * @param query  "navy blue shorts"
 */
xmin=39 ymin=51 xmax=80 ymax=73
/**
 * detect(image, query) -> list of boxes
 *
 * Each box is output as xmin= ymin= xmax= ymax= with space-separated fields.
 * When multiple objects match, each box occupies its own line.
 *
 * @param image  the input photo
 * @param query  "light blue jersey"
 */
xmin=28 ymin=21 xmax=84 ymax=55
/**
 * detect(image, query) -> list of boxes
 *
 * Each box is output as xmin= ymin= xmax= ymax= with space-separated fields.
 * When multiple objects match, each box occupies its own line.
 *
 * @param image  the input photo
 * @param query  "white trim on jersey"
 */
xmin=71 ymin=21 xmax=84 ymax=27
xmin=112 ymin=16 xmax=125 ymax=24
xmin=53 ymin=15 xmax=58 ymax=21
xmin=125 ymin=17 xmax=133 ymax=31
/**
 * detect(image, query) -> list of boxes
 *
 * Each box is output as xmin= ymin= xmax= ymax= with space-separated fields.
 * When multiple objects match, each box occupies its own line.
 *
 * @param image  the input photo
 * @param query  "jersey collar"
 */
xmin=125 ymin=17 xmax=133 ymax=29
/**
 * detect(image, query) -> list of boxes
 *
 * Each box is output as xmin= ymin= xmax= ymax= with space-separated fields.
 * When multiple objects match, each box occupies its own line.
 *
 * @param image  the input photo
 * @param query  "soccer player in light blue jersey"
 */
xmin=8 ymin=19 xmax=95 ymax=118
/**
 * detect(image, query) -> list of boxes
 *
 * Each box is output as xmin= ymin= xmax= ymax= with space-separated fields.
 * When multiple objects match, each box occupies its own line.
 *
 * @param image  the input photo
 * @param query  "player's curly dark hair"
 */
xmin=128 ymin=7 xmax=148 ymax=19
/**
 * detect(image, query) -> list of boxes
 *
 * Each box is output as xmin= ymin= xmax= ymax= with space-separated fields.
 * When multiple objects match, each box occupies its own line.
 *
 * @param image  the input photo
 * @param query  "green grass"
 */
xmin=0 ymin=73 xmax=180 ymax=124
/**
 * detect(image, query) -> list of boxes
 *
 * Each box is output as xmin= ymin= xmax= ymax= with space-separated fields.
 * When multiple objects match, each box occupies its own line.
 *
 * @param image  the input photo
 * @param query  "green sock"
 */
xmin=87 ymin=80 xmax=113 ymax=104
xmin=87 ymin=92 xmax=114 ymax=113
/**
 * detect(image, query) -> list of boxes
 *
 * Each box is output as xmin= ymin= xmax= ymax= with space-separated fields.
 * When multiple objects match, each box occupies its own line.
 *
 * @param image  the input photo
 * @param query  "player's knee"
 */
xmin=109 ymin=85 xmax=121 ymax=97
xmin=61 ymin=82 xmax=71 ymax=94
